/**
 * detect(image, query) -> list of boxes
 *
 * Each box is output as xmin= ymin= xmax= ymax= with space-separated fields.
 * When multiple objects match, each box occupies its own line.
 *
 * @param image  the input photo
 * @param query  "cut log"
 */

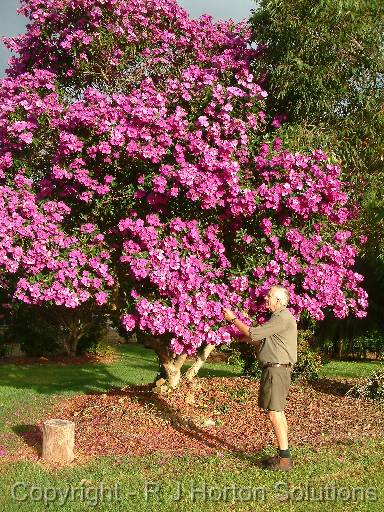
xmin=42 ymin=419 xmax=75 ymax=464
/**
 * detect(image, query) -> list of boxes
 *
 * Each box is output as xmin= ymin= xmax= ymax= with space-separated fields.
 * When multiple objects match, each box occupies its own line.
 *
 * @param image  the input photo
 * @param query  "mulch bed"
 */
xmin=13 ymin=376 xmax=383 ymax=461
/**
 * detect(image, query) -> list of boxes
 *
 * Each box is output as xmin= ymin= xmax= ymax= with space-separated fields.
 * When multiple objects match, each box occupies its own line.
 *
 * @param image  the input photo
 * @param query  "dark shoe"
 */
xmin=261 ymin=454 xmax=279 ymax=467
xmin=263 ymin=456 xmax=292 ymax=471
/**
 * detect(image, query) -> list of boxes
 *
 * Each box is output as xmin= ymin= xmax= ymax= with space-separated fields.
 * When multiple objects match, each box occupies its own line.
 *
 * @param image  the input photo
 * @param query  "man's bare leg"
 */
xmin=262 ymin=410 xmax=292 ymax=470
xmin=268 ymin=410 xmax=288 ymax=450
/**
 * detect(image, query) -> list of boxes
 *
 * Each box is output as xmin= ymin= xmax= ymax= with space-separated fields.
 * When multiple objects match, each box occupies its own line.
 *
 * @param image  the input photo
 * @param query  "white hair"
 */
xmin=270 ymin=286 xmax=290 ymax=306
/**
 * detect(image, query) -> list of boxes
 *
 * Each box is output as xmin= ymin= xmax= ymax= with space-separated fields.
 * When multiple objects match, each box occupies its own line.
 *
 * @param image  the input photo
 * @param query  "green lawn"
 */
xmin=0 ymin=345 xmax=383 ymax=512
xmin=1 ymin=440 xmax=383 ymax=512
xmin=319 ymin=359 xmax=383 ymax=379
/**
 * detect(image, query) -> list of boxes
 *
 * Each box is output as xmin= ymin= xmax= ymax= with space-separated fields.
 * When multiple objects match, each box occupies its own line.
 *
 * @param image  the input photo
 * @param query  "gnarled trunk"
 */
xmin=162 ymin=352 xmax=188 ymax=388
xmin=63 ymin=328 xmax=81 ymax=356
xmin=142 ymin=336 xmax=216 ymax=388
xmin=184 ymin=343 xmax=215 ymax=381
xmin=36 ymin=307 xmax=87 ymax=357
xmin=143 ymin=336 xmax=187 ymax=388
xmin=61 ymin=318 xmax=87 ymax=356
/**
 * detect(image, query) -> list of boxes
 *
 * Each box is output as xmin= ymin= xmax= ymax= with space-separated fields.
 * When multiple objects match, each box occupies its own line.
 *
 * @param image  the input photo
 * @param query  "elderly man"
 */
xmin=223 ymin=285 xmax=297 ymax=471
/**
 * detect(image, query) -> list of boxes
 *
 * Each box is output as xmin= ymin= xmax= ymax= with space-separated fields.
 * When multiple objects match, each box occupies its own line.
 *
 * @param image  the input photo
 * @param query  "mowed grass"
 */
xmin=1 ymin=440 xmax=383 ymax=512
xmin=0 ymin=345 xmax=383 ymax=511
xmin=319 ymin=359 xmax=383 ymax=379
xmin=0 ymin=344 xmax=241 ymax=447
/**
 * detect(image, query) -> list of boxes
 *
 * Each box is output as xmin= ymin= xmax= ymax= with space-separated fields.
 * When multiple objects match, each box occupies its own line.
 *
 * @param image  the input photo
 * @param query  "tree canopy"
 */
xmin=0 ymin=0 xmax=369 ymax=366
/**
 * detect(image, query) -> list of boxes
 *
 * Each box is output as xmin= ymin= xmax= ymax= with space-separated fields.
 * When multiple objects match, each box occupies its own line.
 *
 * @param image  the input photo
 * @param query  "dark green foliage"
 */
xmin=347 ymin=368 xmax=384 ymax=402
xmin=0 ymin=340 xmax=9 ymax=358
xmin=291 ymin=330 xmax=323 ymax=381
xmin=76 ymin=317 xmax=115 ymax=357
xmin=5 ymin=303 xmax=110 ymax=357
xmin=224 ymin=329 xmax=323 ymax=381
xmin=251 ymin=1 xmax=383 ymax=112
xmin=238 ymin=342 xmax=263 ymax=379
xmin=317 ymin=324 xmax=384 ymax=360
xmin=315 ymin=257 xmax=384 ymax=358
xmin=7 ymin=305 xmax=62 ymax=357
xmin=250 ymin=0 xmax=384 ymax=181
xmin=220 ymin=341 xmax=262 ymax=379
xmin=250 ymin=0 xmax=384 ymax=233
xmin=78 ymin=337 xmax=116 ymax=357
xmin=0 ymin=319 xmax=10 ymax=357
xmin=350 ymin=330 xmax=384 ymax=360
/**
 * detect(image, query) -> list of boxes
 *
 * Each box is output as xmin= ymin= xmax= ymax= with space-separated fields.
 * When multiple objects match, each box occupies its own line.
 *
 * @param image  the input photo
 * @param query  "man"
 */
xmin=223 ymin=285 xmax=297 ymax=471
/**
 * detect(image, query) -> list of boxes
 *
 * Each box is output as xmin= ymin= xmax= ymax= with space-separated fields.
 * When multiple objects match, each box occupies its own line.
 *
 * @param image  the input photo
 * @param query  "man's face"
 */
xmin=265 ymin=289 xmax=280 ymax=312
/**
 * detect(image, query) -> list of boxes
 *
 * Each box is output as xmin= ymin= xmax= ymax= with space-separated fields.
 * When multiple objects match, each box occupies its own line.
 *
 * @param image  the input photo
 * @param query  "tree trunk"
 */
xmin=143 ymin=336 xmax=187 ymax=388
xmin=162 ymin=353 xmax=188 ymax=388
xmin=142 ymin=336 xmax=216 ymax=388
xmin=63 ymin=328 xmax=80 ymax=356
xmin=184 ymin=343 xmax=215 ymax=381
xmin=62 ymin=318 xmax=87 ymax=356
xmin=42 ymin=419 xmax=75 ymax=464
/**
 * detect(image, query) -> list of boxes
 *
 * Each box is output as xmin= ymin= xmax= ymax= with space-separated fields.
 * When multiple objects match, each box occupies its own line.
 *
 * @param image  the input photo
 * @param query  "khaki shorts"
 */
xmin=258 ymin=366 xmax=291 ymax=412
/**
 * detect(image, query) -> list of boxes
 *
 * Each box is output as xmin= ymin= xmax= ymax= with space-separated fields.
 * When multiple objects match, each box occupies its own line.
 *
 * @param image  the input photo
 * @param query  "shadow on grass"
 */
xmin=0 ymin=345 xmax=159 ymax=395
xmin=12 ymin=424 xmax=42 ymax=457
xmin=1 ymin=343 xmax=243 ymax=459
xmin=0 ymin=363 xmax=127 ymax=395
xmin=0 ymin=344 xmax=241 ymax=396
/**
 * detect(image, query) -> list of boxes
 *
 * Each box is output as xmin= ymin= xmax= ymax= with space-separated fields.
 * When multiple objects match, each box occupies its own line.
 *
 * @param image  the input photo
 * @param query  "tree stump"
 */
xmin=42 ymin=419 xmax=75 ymax=464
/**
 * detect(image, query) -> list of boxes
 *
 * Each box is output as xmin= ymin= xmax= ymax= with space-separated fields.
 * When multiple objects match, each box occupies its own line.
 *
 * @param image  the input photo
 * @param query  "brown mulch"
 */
xmin=13 ymin=377 xmax=383 ymax=461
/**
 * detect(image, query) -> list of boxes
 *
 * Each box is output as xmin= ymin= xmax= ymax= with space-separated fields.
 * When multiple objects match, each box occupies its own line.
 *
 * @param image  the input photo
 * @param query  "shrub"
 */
xmin=0 ymin=323 xmax=10 ymax=357
xmin=81 ymin=338 xmax=116 ymax=358
xmin=219 ymin=342 xmax=262 ymax=379
xmin=0 ymin=342 xmax=9 ymax=358
xmin=346 ymin=330 xmax=384 ymax=359
xmin=8 ymin=305 xmax=63 ymax=357
xmin=225 ymin=329 xmax=323 ymax=381
xmin=347 ymin=369 xmax=384 ymax=403
xmin=76 ymin=317 xmax=114 ymax=357
xmin=291 ymin=329 xmax=323 ymax=382
xmin=8 ymin=304 xmax=112 ymax=357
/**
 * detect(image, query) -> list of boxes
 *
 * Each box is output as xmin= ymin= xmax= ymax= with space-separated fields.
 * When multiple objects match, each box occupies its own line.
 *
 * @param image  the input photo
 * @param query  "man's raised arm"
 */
xmin=223 ymin=308 xmax=287 ymax=345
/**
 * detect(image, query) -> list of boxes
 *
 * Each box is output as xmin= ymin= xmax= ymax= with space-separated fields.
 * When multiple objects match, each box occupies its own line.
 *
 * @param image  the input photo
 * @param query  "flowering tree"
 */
xmin=0 ymin=0 xmax=367 ymax=383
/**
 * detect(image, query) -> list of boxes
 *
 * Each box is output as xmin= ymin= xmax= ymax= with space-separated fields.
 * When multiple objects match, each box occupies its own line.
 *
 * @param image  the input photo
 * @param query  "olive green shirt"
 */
xmin=248 ymin=306 xmax=297 ymax=365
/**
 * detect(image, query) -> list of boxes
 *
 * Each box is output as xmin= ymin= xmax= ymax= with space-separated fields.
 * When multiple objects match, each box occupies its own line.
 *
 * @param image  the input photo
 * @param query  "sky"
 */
xmin=0 ymin=0 xmax=255 ymax=77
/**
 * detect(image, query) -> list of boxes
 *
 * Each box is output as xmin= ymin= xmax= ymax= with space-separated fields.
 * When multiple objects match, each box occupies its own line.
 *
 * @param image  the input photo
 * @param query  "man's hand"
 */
xmin=223 ymin=308 xmax=236 ymax=321
xmin=223 ymin=307 xmax=252 ymax=339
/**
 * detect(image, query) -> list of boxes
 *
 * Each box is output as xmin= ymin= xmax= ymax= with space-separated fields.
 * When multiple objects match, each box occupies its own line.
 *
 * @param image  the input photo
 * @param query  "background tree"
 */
xmin=0 ymin=0 xmax=368 ymax=385
xmin=250 ymin=0 xmax=384 ymax=356
xmin=250 ymin=0 xmax=383 ymax=176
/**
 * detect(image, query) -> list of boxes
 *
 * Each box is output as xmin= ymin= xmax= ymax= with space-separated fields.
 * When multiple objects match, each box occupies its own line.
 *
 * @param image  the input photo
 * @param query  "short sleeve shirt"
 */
xmin=249 ymin=307 xmax=297 ymax=365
